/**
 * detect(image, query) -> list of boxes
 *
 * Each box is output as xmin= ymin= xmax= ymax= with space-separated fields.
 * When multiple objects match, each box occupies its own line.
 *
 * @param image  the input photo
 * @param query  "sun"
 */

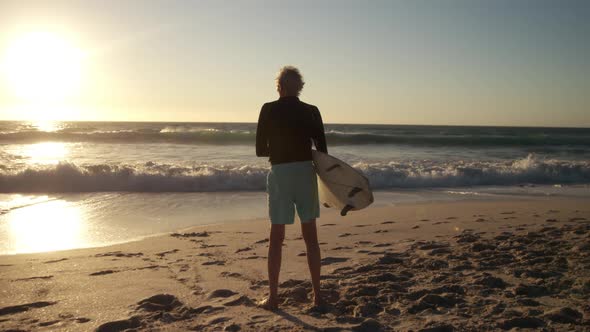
xmin=1 ymin=32 xmax=85 ymax=103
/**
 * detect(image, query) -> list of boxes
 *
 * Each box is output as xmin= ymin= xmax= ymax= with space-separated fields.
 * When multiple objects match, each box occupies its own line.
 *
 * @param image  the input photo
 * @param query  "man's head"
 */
xmin=276 ymin=66 xmax=305 ymax=97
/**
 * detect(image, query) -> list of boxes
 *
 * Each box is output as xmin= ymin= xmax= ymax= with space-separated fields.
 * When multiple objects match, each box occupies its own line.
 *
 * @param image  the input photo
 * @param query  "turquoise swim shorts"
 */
xmin=267 ymin=160 xmax=320 ymax=225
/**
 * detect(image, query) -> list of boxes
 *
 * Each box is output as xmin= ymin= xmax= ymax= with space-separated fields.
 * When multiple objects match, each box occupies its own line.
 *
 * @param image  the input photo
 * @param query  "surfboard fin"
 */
xmin=348 ymin=187 xmax=362 ymax=198
xmin=340 ymin=204 xmax=354 ymax=216
xmin=325 ymin=164 xmax=342 ymax=172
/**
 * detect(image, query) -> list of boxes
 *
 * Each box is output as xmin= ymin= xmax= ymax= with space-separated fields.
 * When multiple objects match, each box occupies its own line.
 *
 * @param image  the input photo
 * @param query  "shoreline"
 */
xmin=1 ymin=197 xmax=589 ymax=331
xmin=0 ymin=186 xmax=590 ymax=257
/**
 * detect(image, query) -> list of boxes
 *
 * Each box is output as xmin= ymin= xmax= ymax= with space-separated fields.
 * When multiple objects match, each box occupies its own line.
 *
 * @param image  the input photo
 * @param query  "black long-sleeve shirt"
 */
xmin=256 ymin=96 xmax=327 ymax=165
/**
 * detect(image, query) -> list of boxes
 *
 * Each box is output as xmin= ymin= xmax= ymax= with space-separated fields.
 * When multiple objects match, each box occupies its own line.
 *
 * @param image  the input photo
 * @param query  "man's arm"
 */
xmin=311 ymin=107 xmax=328 ymax=154
xmin=256 ymin=104 xmax=270 ymax=157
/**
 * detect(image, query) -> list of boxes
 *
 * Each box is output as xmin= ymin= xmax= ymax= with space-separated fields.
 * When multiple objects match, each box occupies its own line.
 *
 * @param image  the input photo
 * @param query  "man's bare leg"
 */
xmin=301 ymin=219 xmax=323 ymax=306
xmin=259 ymin=224 xmax=285 ymax=310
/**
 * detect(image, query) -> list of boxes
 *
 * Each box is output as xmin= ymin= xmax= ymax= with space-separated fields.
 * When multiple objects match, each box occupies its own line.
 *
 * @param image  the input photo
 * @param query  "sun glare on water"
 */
xmin=1 ymin=31 xmax=85 ymax=105
xmin=22 ymin=142 xmax=69 ymax=165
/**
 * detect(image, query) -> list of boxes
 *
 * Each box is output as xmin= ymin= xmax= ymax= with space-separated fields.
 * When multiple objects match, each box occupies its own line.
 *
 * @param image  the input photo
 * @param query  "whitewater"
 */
xmin=1 ymin=121 xmax=589 ymax=193
xmin=1 ymin=120 xmax=589 ymax=254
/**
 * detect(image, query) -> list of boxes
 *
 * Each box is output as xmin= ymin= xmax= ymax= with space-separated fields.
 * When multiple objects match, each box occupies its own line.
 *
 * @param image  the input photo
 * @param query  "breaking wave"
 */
xmin=1 ymin=155 xmax=588 ymax=193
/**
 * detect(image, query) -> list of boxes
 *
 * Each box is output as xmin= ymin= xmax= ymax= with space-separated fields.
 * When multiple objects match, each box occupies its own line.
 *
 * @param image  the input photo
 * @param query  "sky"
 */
xmin=0 ymin=0 xmax=588 ymax=127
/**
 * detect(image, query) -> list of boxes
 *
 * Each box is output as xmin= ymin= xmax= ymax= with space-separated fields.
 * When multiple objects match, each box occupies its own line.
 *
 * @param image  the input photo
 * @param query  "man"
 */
xmin=256 ymin=66 xmax=327 ymax=310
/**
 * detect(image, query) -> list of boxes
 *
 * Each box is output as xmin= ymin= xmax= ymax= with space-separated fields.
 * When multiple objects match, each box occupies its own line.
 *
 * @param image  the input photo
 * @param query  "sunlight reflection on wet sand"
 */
xmin=6 ymin=199 xmax=86 ymax=254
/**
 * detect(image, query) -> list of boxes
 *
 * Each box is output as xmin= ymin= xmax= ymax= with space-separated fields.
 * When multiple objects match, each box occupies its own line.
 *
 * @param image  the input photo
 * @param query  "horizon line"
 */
xmin=0 ymin=119 xmax=589 ymax=130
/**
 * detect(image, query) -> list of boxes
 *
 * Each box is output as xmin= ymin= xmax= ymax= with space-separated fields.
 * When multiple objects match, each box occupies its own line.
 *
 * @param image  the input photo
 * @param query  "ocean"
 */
xmin=1 ymin=120 xmax=589 ymax=254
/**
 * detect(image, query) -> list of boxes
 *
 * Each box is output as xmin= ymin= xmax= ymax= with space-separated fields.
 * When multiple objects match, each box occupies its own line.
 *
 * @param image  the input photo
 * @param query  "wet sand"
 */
xmin=0 ymin=198 xmax=589 ymax=331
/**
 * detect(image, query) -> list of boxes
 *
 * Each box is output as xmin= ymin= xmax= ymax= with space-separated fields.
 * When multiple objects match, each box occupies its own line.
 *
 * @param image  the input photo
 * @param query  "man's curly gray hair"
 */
xmin=276 ymin=66 xmax=305 ymax=96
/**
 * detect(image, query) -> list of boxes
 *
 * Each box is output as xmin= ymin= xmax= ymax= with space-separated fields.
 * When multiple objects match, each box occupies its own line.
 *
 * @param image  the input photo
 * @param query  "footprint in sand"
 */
xmin=155 ymin=249 xmax=179 ymax=258
xmin=96 ymin=317 xmax=141 ymax=332
xmin=417 ymin=241 xmax=450 ymax=250
xmin=243 ymin=255 xmax=265 ymax=260
xmin=137 ymin=294 xmax=189 ymax=313
xmin=208 ymin=289 xmax=238 ymax=299
xmin=235 ymin=247 xmax=252 ymax=253
xmin=224 ymin=323 xmax=242 ymax=331
xmin=171 ymin=231 xmax=209 ymax=238
xmin=207 ymin=316 xmax=232 ymax=325
xmin=354 ymin=224 xmax=371 ymax=228
xmin=289 ymin=277 xmax=328 ymax=291
xmin=332 ymin=246 xmax=352 ymax=250
xmin=192 ymin=318 xmax=235 ymax=331
xmin=38 ymin=319 xmax=62 ymax=327
xmin=13 ymin=275 xmax=53 ymax=281
xmin=428 ymin=247 xmax=452 ymax=256
xmin=321 ymin=257 xmax=349 ymax=265
xmin=202 ymin=260 xmax=226 ymax=266
xmin=97 ymin=294 xmax=201 ymax=331
xmin=251 ymin=280 xmax=269 ymax=288
xmin=193 ymin=305 xmax=225 ymax=314
xmin=373 ymin=243 xmax=392 ymax=248
xmin=0 ymin=301 xmax=57 ymax=316
xmin=374 ymin=229 xmax=389 ymax=233
xmin=199 ymin=244 xmax=227 ymax=249
xmin=367 ymin=250 xmax=389 ymax=255
xmin=332 ymin=266 xmax=355 ymax=274
xmin=381 ymin=221 xmax=395 ymax=224
xmin=321 ymin=223 xmax=337 ymax=227
xmin=43 ymin=258 xmax=68 ymax=264
xmin=434 ymin=221 xmax=451 ymax=224
xmin=89 ymin=270 xmax=118 ymax=276
xmin=338 ymin=233 xmax=353 ymax=237
xmin=223 ymin=295 xmax=254 ymax=307
xmin=95 ymin=251 xmax=143 ymax=258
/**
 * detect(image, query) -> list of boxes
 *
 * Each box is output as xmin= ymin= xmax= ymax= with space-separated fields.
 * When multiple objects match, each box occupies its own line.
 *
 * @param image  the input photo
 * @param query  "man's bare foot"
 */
xmin=257 ymin=297 xmax=279 ymax=311
xmin=306 ymin=301 xmax=330 ymax=315
xmin=313 ymin=296 xmax=326 ymax=307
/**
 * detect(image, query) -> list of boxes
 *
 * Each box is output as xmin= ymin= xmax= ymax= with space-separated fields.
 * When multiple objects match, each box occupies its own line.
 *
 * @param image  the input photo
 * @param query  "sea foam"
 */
xmin=1 ymin=155 xmax=588 ymax=193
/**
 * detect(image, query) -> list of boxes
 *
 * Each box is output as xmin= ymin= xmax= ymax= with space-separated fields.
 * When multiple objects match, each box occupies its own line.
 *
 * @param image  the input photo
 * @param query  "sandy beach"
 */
xmin=2 ymin=0 xmax=589 ymax=331
xmin=0 ymin=197 xmax=588 ymax=331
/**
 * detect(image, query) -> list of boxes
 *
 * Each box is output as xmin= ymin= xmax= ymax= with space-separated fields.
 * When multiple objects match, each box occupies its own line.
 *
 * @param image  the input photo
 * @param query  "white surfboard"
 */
xmin=312 ymin=150 xmax=374 ymax=216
